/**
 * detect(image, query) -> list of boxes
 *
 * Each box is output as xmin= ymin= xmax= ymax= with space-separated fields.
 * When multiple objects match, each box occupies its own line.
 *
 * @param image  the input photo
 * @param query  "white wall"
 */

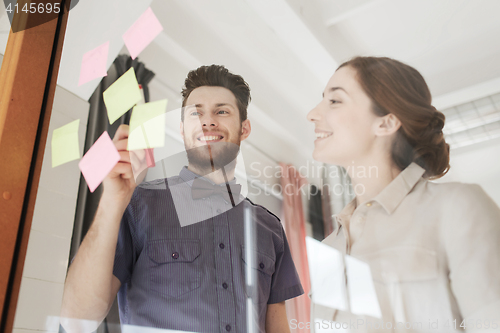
xmin=436 ymin=137 xmax=500 ymax=206
xmin=0 ymin=8 xmax=90 ymax=332
xmin=12 ymin=86 xmax=89 ymax=333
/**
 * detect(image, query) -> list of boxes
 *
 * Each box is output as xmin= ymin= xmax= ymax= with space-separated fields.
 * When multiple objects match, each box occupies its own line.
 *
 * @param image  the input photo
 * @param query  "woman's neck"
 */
xmin=344 ymin=158 xmax=402 ymax=207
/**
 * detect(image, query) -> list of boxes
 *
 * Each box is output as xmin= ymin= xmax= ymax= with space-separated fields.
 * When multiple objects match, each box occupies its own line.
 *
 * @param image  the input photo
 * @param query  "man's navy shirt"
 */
xmin=113 ymin=167 xmax=303 ymax=332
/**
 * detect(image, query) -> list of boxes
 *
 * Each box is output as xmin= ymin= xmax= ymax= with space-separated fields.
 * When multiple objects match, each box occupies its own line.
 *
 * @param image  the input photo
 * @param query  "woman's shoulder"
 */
xmin=423 ymin=180 xmax=486 ymax=198
xmin=422 ymin=180 xmax=499 ymax=214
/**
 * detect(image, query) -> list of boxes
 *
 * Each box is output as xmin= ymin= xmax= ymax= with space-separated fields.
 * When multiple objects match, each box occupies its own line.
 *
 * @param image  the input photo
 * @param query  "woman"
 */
xmin=307 ymin=56 xmax=500 ymax=332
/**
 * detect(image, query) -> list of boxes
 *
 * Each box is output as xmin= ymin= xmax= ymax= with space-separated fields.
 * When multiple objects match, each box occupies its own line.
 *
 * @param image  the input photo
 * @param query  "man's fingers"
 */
xmin=118 ymin=151 xmax=131 ymax=164
xmin=108 ymin=162 xmax=133 ymax=180
xmin=130 ymin=149 xmax=146 ymax=161
xmin=130 ymin=151 xmax=148 ymax=177
xmin=114 ymin=139 xmax=128 ymax=151
xmin=112 ymin=124 xmax=130 ymax=142
xmin=110 ymin=130 xmax=148 ymax=184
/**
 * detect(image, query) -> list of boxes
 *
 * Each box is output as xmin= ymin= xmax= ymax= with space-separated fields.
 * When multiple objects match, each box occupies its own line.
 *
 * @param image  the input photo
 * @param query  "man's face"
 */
xmin=180 ymin=86 xmax=251 ymax=173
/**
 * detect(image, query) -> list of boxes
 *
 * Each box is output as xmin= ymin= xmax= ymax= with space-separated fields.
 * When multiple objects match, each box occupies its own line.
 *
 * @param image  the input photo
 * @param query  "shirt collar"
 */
xmin=373 ymin=162 xmax=425 ymax=215
xmin=179 ymin=166 xmax=198 ymax=186
xmin=334 ymin=199 xmax=356 ymax=231
xmin=333 ymin=162 xmax=425 ymax=228
xmin=178 ymin=166 xmax=237 ymax=187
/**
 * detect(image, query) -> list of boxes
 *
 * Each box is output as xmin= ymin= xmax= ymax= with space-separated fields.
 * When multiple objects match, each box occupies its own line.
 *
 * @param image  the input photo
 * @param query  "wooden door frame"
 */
xmin=0 ymin=1 xmax=70 ymax=332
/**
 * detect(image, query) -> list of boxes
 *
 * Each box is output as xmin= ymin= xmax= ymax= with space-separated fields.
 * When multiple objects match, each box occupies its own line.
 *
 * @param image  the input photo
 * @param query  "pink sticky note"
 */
xmin=123 ymin=8 xmax=163 ymax=60
xmin=79 ymin=131 xmax=120 ymax=193
xmin=78 ymin=41 xmax=109 ymax=86
xmin=145 ymin=148 xmax=155 ymax=168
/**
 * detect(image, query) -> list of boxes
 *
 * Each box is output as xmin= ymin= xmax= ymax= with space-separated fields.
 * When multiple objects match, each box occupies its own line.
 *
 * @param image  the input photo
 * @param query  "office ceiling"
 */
xmin=139 ymin=0 xmax=500 ymax=170
xmin=3 ymin=0 xmax=500 ymax=181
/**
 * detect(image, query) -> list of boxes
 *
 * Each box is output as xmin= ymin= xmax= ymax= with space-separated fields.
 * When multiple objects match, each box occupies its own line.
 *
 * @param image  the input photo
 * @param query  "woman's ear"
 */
xmin=375 ymin=113 xmax=401 ymax=137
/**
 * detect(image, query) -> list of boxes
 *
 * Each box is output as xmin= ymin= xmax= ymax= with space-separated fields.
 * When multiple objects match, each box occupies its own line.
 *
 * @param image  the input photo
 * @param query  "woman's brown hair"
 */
xmin=338 ymin=56 xmax=450 ymax=179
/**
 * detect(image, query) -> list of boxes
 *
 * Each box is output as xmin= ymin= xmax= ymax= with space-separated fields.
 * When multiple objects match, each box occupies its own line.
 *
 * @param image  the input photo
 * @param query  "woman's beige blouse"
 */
xmin=318 ymin=162 xmax=500 ymax=332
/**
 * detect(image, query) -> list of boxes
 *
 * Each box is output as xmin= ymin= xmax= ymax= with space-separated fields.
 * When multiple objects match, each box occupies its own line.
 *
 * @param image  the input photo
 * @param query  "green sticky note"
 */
xmin=128 ymin=99 xmax=168 ymax=150
xmin=103 ymin=67 xmax=142 ymax=124
xmin=51 ymin=119 xmax=80 ymax=167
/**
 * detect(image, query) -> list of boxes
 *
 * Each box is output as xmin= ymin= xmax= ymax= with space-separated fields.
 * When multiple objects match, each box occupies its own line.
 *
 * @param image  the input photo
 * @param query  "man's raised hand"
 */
xmin=102 ymin=124 xmax=141 ymax=206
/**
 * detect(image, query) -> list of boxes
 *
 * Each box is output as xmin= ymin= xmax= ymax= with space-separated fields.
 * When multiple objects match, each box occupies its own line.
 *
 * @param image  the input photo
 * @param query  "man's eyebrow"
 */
xmin=215 ymin=103 xmax=235 ymax=108
xmin=187 ymin=103 xmax=235 ymax=108
xmin=322 ymin=87 xmax=348 ymax=97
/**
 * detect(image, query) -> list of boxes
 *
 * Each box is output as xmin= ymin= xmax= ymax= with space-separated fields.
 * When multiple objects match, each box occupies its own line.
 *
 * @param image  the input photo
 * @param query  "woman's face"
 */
xmin=307 ymin=66 xmax=382 ymax=166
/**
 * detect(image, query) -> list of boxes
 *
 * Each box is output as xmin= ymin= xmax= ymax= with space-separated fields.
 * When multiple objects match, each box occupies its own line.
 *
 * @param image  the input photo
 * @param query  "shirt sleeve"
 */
xmin=113 ymin=197 xmax=137 ymax=285
xmin=267 ymin=225 xmax=304 ymax=304
xmin=443 ymin=184 xmax=500 ymax=328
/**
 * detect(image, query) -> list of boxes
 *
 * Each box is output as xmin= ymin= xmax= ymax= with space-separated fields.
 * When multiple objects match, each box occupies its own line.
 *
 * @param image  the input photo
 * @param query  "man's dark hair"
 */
xmin=181 ymin=65 xmax=251 ymax=122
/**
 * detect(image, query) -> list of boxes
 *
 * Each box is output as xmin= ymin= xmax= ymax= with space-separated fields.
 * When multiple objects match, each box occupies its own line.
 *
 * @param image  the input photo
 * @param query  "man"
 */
xmin=60 ymin=65 xmax=303 ymax=333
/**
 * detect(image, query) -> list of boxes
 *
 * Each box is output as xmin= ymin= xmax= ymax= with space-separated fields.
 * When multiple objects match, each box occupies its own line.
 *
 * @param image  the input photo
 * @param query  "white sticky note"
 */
xmin=306 ymin=237 xmax=348 ymax=311
xmin=128 ymin=99 xmax=167 ymax=150
xmin=345 ymin=255 xmax=382 ymax=318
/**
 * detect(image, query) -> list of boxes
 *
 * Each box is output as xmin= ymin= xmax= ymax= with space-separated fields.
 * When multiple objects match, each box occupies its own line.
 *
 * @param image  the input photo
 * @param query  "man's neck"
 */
xmin=187 ymin=164 xmax=236 ymax=185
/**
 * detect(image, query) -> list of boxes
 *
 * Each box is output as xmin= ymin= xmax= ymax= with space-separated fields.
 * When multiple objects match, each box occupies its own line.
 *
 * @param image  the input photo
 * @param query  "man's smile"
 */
xmin=196 ymin=131 xmax=225 ymax=143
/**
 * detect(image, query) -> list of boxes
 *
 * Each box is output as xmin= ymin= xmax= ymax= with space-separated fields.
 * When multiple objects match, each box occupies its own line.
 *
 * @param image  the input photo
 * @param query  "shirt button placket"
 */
xmin=214 ymin=214 xmax=236 ymax=331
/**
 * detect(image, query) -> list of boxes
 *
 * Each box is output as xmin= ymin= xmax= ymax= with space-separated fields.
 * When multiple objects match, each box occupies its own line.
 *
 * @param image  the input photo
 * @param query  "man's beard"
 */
xmin=185 ymin=140 xmax=240 ymax=176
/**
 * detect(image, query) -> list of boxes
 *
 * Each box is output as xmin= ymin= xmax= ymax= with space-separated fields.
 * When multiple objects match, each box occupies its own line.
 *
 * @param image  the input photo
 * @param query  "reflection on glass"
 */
xmin=58 ymin=65 xmax=304 ymax=333
xmin=306 ymin=237 xmax=348 ymax=312
xmin=344 ymin=255 xmax=381 ymax=318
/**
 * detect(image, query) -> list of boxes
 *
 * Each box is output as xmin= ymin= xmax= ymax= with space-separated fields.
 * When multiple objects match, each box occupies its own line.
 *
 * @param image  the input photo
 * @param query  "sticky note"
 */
xmin=345 ymin=255 xmax=382 ymax=318
xmin=78 ymin=41 xmax=109 ymax=86
xmin=79 ymin=131 xmax=120 ymax=193
xmin=306 ymin=237 xmax=348 ymax=311
xmin=123 ymin=7 xmax=164 ymax=60
xmin=145 ymin=148 xmax=155 ymax=168
xmin=129 ymin=149 xmax=148 ymax=184
xmin=128 ymin=99 xmax=167 ymax=150
xmin=103 ymin=67 xmax=142 ymax=125
xmin=51 ymin=119 xmax=81 ymax=168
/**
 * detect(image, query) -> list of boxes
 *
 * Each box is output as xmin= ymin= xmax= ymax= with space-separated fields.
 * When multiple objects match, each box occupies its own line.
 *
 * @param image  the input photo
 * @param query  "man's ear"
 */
xmin=240 ymin=119 xmax=251 ymax=141
xmin=180 ymin=121 xmax=184 ymax=137
xmin=374 ymin=113 xmax=401 ymax=137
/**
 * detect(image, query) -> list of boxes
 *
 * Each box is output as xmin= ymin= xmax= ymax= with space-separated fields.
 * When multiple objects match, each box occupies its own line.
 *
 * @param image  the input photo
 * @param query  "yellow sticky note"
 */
xmin=51 ymin=119 xmax=80 ymax=167
xmin=103 ymin=67 xmax=142 ymax=124
xmin=128 ymin=99 xmax=168 ymax=150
